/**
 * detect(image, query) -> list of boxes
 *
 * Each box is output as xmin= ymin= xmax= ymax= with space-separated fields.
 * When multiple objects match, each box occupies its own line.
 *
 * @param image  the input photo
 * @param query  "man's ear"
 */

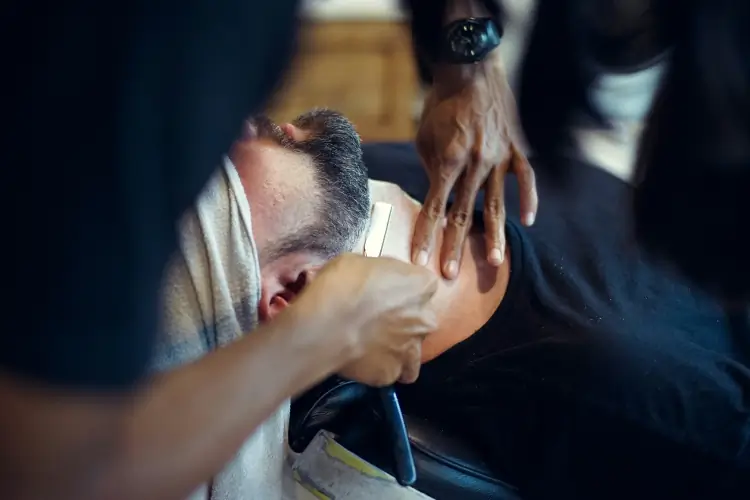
xmin=280 ymin=123 xmax=311 ymax=142
xmin=258 ymin=268 xmax=315 ymax=323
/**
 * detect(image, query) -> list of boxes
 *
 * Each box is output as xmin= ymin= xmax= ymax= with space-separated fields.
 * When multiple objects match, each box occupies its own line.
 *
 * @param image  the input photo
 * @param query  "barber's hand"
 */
xmin=294 ymin=253 xmax=438 ymax=387
xmin=412 ymin=63 xmax=538 ymax=280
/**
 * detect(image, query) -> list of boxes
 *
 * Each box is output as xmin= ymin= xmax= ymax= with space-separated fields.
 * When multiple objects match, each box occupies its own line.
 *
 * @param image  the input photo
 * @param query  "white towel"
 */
xmin=154 ymin=157 xmax=289 ymax=500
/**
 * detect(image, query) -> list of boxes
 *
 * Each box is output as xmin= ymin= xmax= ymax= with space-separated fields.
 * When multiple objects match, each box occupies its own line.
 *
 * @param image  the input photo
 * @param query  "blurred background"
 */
xmin=266 ymin=0 xmax=537 ymax=143
xmin=267 ymin=0 xmax=420 ymax=142
xmin=268 ymin=0 xmax=638 ymax=182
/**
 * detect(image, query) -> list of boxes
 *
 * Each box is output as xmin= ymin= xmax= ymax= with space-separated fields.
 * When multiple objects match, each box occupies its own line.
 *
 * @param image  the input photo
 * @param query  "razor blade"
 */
xmin=364 ymin=202 xmax=393 ymax=258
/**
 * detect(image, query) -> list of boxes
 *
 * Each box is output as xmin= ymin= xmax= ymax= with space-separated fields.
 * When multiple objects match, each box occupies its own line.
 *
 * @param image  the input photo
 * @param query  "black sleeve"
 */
xmin=3 ymin=0 xmax=298 ymax=390
xmin=402 ymin=0 xmax=505 ymax=83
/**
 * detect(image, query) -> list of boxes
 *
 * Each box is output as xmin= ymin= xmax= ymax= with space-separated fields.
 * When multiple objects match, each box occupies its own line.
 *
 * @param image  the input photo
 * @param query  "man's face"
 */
xmin=237 ymin=114 xmax=323 ymax=224
xmin=239 ymin=110 xmax=367 ymax=261
xmin=232 ymin=110 xmax=369 ymax=322
xmin=232 ymin=127 xmax=318 ymax=261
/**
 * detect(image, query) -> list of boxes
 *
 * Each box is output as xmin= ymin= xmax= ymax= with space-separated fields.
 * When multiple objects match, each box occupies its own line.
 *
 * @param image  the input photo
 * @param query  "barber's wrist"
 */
xmin=429 ymin=0 xmax=504 ymax=92
xmin=431 ymin=52 xmax=505 ymax=98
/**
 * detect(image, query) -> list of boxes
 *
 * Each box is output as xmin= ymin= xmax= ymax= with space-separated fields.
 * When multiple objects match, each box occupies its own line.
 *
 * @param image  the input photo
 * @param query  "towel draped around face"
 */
xmin=154 ymin=158 xmax=289 ymax=500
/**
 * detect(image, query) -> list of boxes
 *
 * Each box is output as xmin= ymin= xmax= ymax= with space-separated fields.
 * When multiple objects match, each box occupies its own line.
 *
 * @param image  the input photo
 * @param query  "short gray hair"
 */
xmin=260 ymin=109 xmax=370 ymax=261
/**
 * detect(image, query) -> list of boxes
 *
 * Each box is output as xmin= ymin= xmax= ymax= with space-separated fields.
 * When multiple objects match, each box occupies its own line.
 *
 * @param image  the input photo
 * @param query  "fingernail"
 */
xmin=525 ymin=212 xmax=536 ymax=226
xmin=489 ymin=248 xmax=503 ymax=265
xmin=416 ymin=250 xmax=429 ymax=266
xmin=445 ymin=260 xmax=458 ymax=279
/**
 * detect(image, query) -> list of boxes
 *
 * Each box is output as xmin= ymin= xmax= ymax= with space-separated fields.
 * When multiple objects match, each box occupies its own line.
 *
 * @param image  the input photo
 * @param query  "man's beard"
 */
xmin=245 ymin=109 xmax=367 ymax=265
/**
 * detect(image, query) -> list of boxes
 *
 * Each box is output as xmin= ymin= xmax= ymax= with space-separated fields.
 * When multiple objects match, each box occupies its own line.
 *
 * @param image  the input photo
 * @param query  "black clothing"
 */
xmin=6 ymin=0 xmax=300 ymax=389
xmin=518 ymin=0 xmax=750 ymax=301
xmin=363 ymin=143 xmax=750 ymax=499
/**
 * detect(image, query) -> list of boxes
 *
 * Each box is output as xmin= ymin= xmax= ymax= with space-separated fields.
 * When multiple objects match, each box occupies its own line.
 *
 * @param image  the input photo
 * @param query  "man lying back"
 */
xmin=153 ymin=109 xmax=372 ymax=500
xmin=153 ymin=107 xmax=747 ymax=499
xmin=343 ymin=145 xmax=750 ymax=499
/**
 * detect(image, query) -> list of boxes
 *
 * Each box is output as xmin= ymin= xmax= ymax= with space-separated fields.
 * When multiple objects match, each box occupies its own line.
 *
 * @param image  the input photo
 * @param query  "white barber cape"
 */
xmin=153 ymin=157 xmax=289 ymax=500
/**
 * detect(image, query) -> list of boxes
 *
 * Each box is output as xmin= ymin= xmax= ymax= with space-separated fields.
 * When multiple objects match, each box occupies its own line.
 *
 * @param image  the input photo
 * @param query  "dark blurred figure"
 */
xmin=408 ymin=0 xmax=750 ymax=300
xmin=517 ymin=0 xmax=750 ymax=300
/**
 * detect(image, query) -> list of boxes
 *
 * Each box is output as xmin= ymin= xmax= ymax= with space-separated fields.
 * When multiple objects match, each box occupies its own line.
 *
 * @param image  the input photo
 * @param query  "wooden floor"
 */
xmin=267 ymin=21 xmax=420 ymax=143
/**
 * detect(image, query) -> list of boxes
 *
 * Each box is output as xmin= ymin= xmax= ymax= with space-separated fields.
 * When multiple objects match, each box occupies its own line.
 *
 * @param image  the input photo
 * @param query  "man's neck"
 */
xmin=367 ymin=180 xmax=509 ymax=362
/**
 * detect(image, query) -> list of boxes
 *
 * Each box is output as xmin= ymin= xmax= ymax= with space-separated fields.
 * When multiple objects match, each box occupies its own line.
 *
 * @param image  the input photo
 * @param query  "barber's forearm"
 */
xmin=90 ymin=311 xmax=348 ymax=500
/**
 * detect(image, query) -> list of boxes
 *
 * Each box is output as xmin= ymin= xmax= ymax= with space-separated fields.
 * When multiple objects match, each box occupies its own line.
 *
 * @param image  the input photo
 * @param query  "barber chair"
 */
xmin=289 ymin=377 xmax=523 ymax=500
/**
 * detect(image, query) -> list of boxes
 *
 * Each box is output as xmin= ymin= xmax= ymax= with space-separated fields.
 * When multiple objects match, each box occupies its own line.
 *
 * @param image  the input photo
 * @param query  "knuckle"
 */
xmin=444 ymin=143 xmax=464 ymax=164
xmin=406 ymin=339 xmax=421 ymax=355
xmin=426 ymin=202 xmax=445 ymax=221
xmin=403 ymin=362 xmax=420 ymax=382
xmin=437 ymin=167 xmax=456 ymax=184
xmin=470 ymin=149 xmax=483 ymax=166
xmin=442 ymin=151 xmax=466 ymax=171
xmin=450 ymin=210 xmax=471 ymax=228
xmin=485 ymin=197 xmax=505 ymax=219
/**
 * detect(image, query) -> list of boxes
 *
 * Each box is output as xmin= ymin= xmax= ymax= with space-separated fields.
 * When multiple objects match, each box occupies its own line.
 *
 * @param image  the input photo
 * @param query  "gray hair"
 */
xmin=260 ymin=109 xmax=370 ymax=261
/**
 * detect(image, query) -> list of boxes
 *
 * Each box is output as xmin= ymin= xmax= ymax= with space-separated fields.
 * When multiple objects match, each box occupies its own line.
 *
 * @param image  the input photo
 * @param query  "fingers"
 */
xmin=398 ymin=306 xmax=434 ymax=384
xmin=398 ymin=342 xmax=422 ymax=384
xmin=511 ymin=144 xmax=538 ymax=226
xmin=408 ymin=268 xmax=439 ymax=306
xmin=483 ymin=161 xmax=508 ymax=266
xmin=381 ymin=256 xmax=439 ymax=302
xmin=421 ymin=273 xmax=439 ymax=301
xmin=441 ymin=167 xmax=484 ymax=280
xmin=412 ymin=181 xmax=452 ymax=267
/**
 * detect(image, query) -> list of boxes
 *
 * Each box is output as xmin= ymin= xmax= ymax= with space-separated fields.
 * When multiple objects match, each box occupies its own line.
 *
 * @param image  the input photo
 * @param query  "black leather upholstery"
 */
xmin=290 ymin=377 xmax=523 ymax=500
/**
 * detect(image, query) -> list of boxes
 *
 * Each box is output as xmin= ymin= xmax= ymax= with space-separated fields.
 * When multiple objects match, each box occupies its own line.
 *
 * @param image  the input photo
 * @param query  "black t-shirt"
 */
xmin=362 ymin=143 xmax=750 ymax=499
xmin=5 ymin=1 xmax=300 ymax=389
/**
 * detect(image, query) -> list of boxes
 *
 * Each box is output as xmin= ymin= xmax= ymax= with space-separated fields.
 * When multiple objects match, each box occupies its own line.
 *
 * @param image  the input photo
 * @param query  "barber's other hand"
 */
xmin=293 ymin=253 xmax=438 ymax=386
xmin=412 ymin=62 xmax=538 ymax=280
